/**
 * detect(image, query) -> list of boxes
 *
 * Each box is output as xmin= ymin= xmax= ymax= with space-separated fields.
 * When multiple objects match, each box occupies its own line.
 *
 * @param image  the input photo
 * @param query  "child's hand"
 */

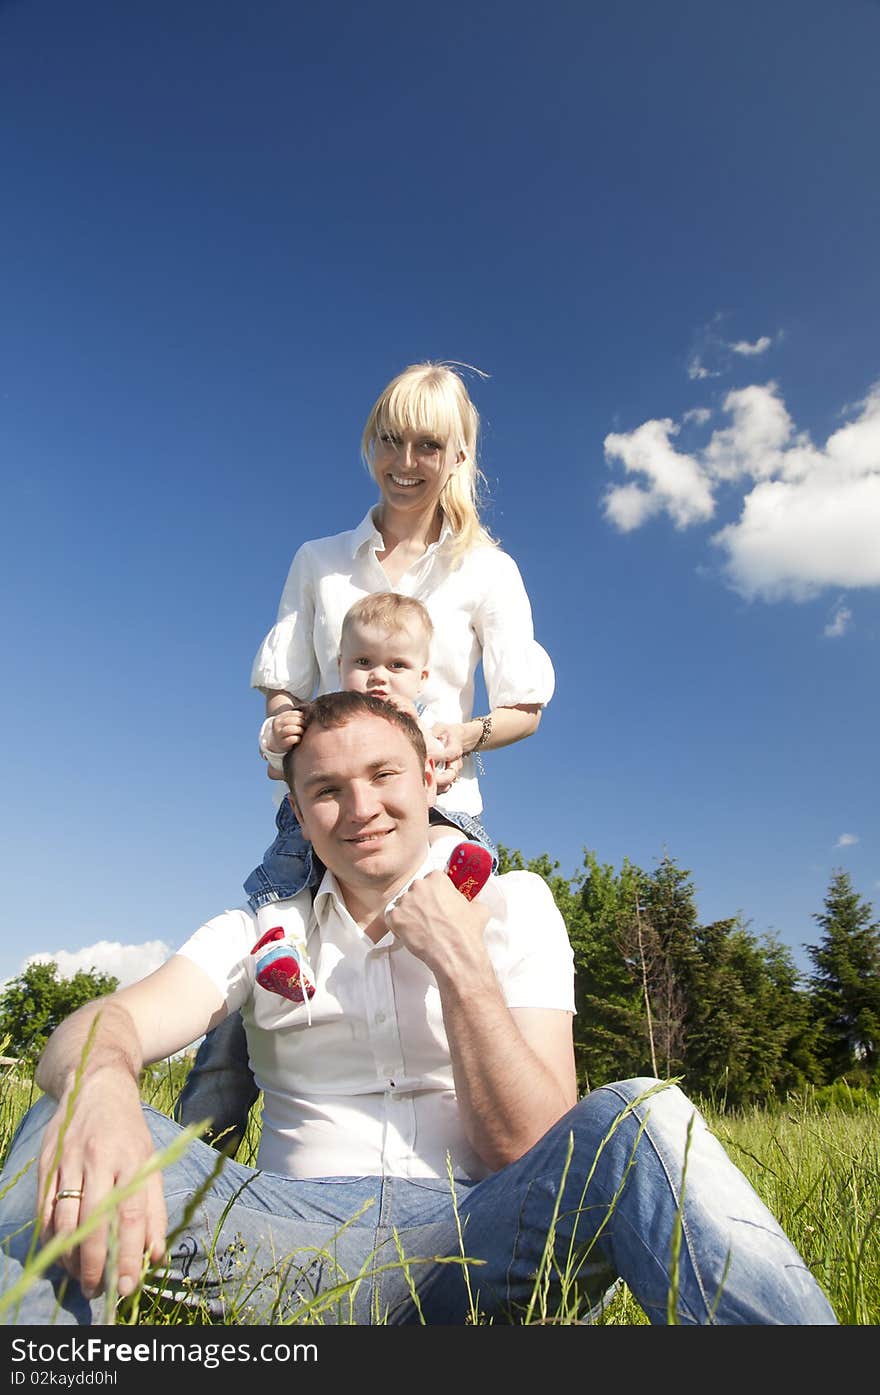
xmin=266 ymin=709 xmax=305 ymax=753
xmin=383 ymin=694 xmax=420 ymax=721
xmin=258 ymin=709 xmax=304 ymax=775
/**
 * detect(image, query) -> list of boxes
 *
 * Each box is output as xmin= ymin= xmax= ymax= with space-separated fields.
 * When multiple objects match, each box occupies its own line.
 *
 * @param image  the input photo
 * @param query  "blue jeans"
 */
xmin=0 ymin=1080 xmax=837 ymax=1325
xmin=175 ymin=802 xmax=499 ymax=1150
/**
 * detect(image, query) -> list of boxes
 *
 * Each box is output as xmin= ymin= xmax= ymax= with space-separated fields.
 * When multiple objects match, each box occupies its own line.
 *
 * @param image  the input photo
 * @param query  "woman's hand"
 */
xmin=429 ymin=722 xmax=468 ymax=792
xmin=430 ymin=722 xmax=469 ymax=764
xmin=379 ymin=700 xmax=461 ymax=787
xmin=434 ymin=706 xmax=542 ymax=765
xmin=434 ymin=754 xmax=464 ymax=793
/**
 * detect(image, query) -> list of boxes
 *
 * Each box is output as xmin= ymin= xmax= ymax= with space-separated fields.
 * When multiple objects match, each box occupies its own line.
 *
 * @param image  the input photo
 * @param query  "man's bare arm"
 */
xmin=34 ymin=956 xmax=227 ymax=1300
xmin=385 ymin=874 xmax=577 ymax=1170
xmin=439 ymin=994 xmax=576 ymax=1171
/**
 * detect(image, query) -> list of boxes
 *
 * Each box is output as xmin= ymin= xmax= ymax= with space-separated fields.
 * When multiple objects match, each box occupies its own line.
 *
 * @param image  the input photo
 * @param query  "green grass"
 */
xmin=2 ymin=1055 xmax=876 ymax=1325
xmin=705 ymin=1087 xmax=880 ymax=1326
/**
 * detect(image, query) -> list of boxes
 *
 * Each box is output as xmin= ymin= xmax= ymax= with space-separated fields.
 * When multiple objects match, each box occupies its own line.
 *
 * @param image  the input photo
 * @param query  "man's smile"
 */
xmin=343 ymin=827 xmax=395 ymax=846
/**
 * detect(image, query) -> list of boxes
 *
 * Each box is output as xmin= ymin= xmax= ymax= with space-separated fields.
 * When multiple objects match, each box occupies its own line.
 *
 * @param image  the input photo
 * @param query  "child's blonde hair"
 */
xmin=339 ymin=592 xmax=433 ymax=660
xmin=361 ymin=361 xmax=497 ymax=557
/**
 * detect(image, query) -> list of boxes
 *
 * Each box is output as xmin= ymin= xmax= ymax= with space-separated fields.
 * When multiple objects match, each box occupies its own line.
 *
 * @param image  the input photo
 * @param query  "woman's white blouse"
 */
xmin=250 ymin=510 xmax=555 ymax=816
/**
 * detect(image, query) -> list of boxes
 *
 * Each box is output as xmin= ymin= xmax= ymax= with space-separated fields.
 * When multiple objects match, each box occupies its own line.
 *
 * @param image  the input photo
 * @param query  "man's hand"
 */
xmin=37 ymin=1071 xmax=167 ymax=1300
xmin=384 ymin=870 xmax=491 ymax=977
xmin=32 ymin=959 xmax=224 ymax=1301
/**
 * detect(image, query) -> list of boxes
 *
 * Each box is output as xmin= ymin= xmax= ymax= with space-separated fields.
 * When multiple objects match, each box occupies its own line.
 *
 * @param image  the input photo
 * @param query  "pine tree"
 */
xmin=497 ymin=845 xmax=651 ymax=1089
xmin=806 ymin=870 xmax=880 ymax=1080
xmin=572 ymin=851 xmax=652 ymax=1088
xmin=498 ymin=843 xmax=829 ymax=1104
xmin=686 ymin=920 xmax=817 ymax=1106
xmin=638 ymin=854 xmax=702 ymax=1078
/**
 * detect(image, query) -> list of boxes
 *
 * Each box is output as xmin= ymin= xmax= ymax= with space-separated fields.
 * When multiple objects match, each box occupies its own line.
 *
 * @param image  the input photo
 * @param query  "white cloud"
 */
xmin=602 ymin=377 xmax=880 ymax=603
xmin=24 ymin=940 xmax=171 ymax=989
xmin=713 ymin=384 xmax=880 ymax=600
xmin=729 ymin=336 xmax=772 ymax=356
xmin=683 ymin=407 xmax=711 ymax=425
xmin=686 ymin=317 xmax=774 ymax=380
xmin=687 ymin=354 xmax=717 ymax=381
xmin=823 ymin=601 xmax=853 ymax=638
xmin=702 ymin=382 xmax=799 ymax=482
xmin=835 ymin=833 xmax=859 ymax=848
xmin=603 ymin=419 xmax=715 ymax=531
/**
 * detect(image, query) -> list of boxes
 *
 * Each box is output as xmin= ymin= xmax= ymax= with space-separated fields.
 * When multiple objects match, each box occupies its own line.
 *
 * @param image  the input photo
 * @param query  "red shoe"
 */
xmin=251 ymin=925 xmax=316 ymax=1003
xmin=445 ymin=842 xmax=493 ymax=900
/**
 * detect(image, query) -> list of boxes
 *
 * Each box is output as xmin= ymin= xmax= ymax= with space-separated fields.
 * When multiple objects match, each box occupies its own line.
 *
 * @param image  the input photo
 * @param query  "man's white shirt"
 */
xmin=175 ymin=844 xmax=575 ymax=1182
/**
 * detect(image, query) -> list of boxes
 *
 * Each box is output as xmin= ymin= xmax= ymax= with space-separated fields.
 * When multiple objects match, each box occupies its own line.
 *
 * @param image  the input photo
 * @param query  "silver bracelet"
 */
xmin=473 ymin=713 xmax=492 ymax=775
xmin=474 ymin=714 xmax=493 ymax=749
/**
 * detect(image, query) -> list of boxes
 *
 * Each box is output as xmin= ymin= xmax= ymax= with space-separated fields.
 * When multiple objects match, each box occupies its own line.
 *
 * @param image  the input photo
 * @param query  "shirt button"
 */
xmin=375 ymin=1011 xmax=386 ymax=1024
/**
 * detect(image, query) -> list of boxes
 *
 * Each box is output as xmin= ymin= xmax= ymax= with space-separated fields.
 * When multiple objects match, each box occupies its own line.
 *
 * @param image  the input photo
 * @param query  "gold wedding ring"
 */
xmin=55 ymin=1188 xmax=84 ymax=1202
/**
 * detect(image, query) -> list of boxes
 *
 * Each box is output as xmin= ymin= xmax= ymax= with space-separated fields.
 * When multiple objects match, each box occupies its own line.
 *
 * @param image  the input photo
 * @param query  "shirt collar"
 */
xmin=352 ymin=507 xmax=456 ymax=559
xmin=313 ymin=845 xmax=435 ymax=932
xmin=352 ymin=508 xmax=383 ymax=556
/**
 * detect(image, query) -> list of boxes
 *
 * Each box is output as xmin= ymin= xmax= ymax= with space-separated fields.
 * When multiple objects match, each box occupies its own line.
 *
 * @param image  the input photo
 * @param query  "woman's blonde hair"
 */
xmin=361 ymin=361 xmax=497 ymax=556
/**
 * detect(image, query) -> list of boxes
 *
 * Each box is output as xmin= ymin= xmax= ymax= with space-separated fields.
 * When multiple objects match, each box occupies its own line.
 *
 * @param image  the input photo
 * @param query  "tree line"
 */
xmin=498 ymin=847 xmax=880 ymax=1107
xmin=2 ymin=855 xmax=878 ymax=1111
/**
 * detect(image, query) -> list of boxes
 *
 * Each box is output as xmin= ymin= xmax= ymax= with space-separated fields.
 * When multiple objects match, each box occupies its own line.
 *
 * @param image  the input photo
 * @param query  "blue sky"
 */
xmin=1 ymin=0 xmax=878 ymax=992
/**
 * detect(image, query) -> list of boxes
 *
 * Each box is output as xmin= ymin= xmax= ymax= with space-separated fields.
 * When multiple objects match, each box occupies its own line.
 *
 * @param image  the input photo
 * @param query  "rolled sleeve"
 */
xmin=174 ymin=907 xmax=259 ymax=1014
xmin=250 ymin=545 xmax=319 ymax=695
xmin=482 ymin=873 xmax=575 ymax=1012
xmin=475 ymin=552 xmax=556 ymax=709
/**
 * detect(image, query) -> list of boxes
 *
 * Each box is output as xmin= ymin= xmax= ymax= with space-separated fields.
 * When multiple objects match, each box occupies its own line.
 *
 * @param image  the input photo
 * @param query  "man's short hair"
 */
xmin=339 ymin=593 xmax=433 ymax=656
xmin=283 ymin=690 xmax=428 ymax=790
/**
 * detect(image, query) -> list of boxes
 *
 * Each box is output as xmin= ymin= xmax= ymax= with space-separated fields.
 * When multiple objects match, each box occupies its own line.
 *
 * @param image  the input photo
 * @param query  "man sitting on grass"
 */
xmin=0 ymin=692 xmax=837 ymax=1325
